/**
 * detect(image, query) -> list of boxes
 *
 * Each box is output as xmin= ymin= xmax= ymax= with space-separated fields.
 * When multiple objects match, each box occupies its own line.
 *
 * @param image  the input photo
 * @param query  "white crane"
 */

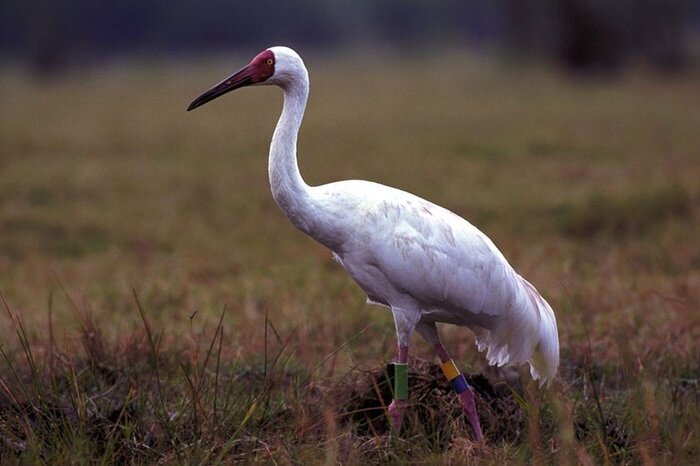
xmin=188 ymin=46 xmax=559 ymax=440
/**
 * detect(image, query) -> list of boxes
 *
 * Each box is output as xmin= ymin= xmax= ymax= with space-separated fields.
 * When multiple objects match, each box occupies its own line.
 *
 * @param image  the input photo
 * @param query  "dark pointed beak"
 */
xmin=187 ymin=65 xmax=254 ymax=111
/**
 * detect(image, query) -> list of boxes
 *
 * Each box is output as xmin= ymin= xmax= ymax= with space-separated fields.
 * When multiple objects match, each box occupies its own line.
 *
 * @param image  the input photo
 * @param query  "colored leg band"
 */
xmin=393 ymin=363 xmax=408 ymax=400
xmin=450 ymin=374 xmax=470 ymax=394
xmin=441 ymin=359 xmax=470 ymax=394
xmin=440 ymin=360 xmax=460 ymax=381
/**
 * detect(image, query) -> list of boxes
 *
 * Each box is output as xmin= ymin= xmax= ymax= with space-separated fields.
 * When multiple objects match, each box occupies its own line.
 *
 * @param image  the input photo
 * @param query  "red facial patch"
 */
xmin=249 ymin=49 xmax=275 ymax=83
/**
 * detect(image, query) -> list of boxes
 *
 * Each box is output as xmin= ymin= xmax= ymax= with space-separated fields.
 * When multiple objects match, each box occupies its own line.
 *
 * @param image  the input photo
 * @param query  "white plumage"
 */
xmin=188 ymin=46 xmax=560 ymax=437
xmin=314 ymin=179 xmax=558 ymax=385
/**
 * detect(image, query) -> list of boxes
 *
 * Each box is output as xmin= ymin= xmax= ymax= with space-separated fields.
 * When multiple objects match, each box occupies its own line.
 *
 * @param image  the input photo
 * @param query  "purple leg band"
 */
xmin=450 ymin=374 xmax=470 ymax=394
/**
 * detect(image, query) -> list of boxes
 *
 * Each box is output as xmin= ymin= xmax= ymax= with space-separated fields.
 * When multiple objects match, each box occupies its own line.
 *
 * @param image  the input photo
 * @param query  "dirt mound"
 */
xmin=329 ymin=358 xmax=526 ymax=442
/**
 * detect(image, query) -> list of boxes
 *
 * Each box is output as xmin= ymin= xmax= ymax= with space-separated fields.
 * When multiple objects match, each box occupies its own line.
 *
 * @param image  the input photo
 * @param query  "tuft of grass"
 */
xmin=1 ymin=294 xmax=698 ymax=464
xmin=0 ymin=295 xmax=304 ymax=463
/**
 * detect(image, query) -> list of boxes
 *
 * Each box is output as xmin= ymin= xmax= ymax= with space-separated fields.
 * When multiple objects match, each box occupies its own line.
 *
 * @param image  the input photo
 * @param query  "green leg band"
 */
xmin=393 ymin=363 xmax=408 ymax=400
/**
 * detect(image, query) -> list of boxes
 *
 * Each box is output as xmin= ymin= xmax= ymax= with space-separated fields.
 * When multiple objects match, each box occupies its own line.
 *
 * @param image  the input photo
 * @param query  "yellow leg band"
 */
xmin=441 ymin=360 xmax=460 ymax=381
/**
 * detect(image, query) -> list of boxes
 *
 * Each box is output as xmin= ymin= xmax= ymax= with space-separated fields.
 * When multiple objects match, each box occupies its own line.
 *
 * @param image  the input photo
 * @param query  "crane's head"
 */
xmin=187 ymin=47 xmax=306 ymax=111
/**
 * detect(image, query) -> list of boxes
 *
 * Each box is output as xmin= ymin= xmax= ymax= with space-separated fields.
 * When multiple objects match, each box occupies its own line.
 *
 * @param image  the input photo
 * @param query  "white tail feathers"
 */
xmin=474 ymin=275 xmax=559 ymax=387
xmin=527 ymin=288 xmax=559 ymax=386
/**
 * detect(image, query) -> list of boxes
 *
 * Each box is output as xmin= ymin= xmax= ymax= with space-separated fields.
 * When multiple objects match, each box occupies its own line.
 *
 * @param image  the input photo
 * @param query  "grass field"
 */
xmin=0 ymin=55 xmax=699 ymax=464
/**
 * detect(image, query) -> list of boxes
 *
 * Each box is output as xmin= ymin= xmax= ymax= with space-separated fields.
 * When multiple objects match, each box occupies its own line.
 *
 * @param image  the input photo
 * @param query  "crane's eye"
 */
xmin=266 ymin=59 xmax=273 ymax=66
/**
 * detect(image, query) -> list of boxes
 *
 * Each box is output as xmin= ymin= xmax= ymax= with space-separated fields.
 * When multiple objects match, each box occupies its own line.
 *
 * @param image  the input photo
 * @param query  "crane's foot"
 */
xmin=388 ymin=399 xmax=408 ymax=432
xmin=458 ymin=388 xmax=484 ymax=441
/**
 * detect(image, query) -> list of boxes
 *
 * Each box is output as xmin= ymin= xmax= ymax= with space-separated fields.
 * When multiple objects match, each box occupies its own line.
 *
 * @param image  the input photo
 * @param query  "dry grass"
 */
xmin=0 ymin=55 xmax=698 ymax=463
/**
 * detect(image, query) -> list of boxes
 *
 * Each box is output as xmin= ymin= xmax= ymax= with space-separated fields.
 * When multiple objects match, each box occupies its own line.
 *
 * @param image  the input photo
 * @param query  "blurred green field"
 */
xmin=0 ymin=56 xmax=698 ymax=463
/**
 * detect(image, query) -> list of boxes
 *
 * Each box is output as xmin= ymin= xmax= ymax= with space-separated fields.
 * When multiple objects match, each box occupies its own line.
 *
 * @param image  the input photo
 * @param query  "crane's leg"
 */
xmin=416 ymin=321 xmax=484 ymax=441
xmin=387 ymin=342 xmax=409 ymax=431
xmin=388 ymin=308 xmax=420 ymax=432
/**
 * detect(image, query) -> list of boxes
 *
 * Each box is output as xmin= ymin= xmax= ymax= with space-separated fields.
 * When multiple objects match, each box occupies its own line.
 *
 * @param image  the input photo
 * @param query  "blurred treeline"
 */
xmin=1 ymin=0 xmax=698 ymax=73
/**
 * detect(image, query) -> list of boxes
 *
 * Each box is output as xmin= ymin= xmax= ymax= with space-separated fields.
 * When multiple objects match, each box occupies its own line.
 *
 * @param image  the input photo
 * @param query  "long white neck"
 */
xmin=268 ymin=72 xmax=316 ymax=235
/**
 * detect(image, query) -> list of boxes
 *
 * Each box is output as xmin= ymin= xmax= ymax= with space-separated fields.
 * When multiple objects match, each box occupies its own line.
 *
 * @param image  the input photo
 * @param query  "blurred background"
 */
xmin=1 ymin=0 xmax=699 ymax=325
xmin=0 ymin=0 xmax=698 ymax=321
xmin=1 ymin=0 xmax=700 ymax=74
